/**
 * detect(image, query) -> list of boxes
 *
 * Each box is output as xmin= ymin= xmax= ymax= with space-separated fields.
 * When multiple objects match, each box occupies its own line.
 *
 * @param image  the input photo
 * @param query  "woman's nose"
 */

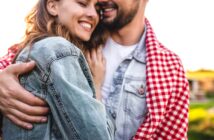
xmin=87 ymin=7 xmax=98 ymax=19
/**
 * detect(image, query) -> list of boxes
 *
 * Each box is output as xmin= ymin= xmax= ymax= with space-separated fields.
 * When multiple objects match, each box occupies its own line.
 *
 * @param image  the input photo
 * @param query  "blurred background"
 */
xmin=1 ymin=0 xmax=214 ymax=139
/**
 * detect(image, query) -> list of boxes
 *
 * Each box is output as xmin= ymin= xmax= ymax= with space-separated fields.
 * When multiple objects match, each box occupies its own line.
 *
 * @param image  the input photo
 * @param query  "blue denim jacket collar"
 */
xmin=127 ymin=25 xmax=147 ymax=64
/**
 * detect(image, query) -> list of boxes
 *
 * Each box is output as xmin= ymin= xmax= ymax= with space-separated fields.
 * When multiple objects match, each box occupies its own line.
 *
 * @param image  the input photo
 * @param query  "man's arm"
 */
xmin=0 ymin=44 xmax=18 ymax=69
xmin=0 ymin=47 xmax=49 ymax=129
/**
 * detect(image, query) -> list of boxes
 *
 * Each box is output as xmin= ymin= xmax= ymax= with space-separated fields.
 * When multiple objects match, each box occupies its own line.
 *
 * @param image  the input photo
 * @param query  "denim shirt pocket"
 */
xmin=124 ymin=80 xmax=147 ymax=120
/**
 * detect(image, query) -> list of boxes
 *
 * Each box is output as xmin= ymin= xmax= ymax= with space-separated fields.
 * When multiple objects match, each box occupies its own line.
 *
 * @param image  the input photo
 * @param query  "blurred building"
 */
xmin=187 ymin=70 xmax=214 ymax=100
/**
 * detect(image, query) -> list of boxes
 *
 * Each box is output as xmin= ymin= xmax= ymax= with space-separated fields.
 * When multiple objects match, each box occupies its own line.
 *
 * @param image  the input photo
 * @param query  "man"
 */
xmin=0 ymin=0 xmax=189 ymax=139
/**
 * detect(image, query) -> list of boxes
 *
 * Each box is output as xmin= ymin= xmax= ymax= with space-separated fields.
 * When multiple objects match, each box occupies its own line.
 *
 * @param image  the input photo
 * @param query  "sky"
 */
xmin=0 ymin=0 xmax=214 ymax=70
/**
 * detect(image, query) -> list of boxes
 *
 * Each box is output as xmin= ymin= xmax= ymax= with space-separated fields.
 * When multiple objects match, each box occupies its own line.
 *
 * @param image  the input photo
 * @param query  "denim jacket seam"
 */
xmin=40 ymin=53 xmax=79 ymax=83
xmin=48 ymin=83 xmax=81 ymax=139
xmin=38 ymin=54 xmax=81 ymax=139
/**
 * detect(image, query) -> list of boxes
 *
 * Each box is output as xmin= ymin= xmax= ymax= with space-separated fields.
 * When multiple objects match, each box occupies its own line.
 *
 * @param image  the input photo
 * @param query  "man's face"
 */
xmin=98 ymin=0 xmax=140 ymax=31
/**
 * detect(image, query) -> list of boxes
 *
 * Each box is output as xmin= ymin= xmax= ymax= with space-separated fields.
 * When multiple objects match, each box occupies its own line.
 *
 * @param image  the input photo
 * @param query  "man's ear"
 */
xmin=46 ymin=0 xmax=58 ymax=16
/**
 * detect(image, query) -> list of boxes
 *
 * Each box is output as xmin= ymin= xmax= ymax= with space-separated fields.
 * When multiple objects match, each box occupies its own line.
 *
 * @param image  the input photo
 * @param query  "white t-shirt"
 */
xmin=101 ymin=38 xmax=138 ymax=103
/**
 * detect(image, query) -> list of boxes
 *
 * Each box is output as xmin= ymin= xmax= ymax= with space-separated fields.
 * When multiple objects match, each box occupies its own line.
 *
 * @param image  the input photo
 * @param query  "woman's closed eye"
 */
xmin=77 ymin=0 xmax=88 ymax=7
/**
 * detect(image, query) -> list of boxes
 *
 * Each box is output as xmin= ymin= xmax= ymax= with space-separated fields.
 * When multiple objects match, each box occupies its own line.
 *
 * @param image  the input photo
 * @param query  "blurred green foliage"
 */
xmin=206 ymin=91 xmax=214 ymax=99
xmin=188 ymin=99 xmax=214 ymax=140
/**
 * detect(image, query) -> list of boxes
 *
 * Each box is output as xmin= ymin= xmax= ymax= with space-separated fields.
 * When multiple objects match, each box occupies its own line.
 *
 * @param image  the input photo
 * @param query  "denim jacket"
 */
xmin=103 ymin=26 xmax=147 ymax=140
xmin=3 ymin=37 xmax=113 ymax=140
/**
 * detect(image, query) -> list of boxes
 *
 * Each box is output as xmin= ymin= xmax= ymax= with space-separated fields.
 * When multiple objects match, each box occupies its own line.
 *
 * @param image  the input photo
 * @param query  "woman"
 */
xmin=2 ymin=0 xmax=113 ymax=139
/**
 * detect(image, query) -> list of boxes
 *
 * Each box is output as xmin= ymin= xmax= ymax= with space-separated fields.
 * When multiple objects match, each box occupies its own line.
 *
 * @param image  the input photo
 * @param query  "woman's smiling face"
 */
xmin=47 ymin=0 xmax=100 ymax=41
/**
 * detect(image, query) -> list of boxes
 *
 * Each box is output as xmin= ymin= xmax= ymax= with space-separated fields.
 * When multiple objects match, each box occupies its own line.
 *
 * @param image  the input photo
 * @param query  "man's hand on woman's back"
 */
xmin=0 ymin=61 xmax=49 ymax=129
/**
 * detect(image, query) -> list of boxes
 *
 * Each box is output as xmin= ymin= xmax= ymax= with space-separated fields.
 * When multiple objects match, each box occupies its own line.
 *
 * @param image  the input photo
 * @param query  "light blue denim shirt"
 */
xmin=104 ymin=26 xmax=147 ymax=140
xmin=3 ymin=37 xmax=113 ymax=140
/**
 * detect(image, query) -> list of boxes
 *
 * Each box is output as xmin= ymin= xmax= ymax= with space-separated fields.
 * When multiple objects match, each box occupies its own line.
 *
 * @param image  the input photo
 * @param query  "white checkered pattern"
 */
xmin=133 ymin=19 xmax=189 ymax=139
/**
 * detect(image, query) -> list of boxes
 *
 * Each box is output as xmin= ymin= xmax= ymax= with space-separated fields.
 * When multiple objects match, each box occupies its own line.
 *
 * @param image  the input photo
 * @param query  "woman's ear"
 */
xmin=46 ymin=0 xmax=58 ymax=16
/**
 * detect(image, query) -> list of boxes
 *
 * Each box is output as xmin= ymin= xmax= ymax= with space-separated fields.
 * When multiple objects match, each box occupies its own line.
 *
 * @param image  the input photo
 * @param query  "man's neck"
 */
xmin=111 ymin=16 xmax=145 ymax=46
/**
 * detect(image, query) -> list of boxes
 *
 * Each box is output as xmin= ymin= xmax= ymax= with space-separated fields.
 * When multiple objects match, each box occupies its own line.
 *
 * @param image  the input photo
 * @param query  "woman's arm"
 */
xmin=45 ymin=54 xmax=109 ymax=140
xmin=0 ymin=45 xmax=48 ymax=129
xmin=9 ymin=37 xmax=111 ymax=140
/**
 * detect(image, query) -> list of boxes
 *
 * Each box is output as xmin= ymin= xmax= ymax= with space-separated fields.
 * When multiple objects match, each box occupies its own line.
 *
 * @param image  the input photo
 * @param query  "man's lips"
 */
xmin=97 ymin=2 xmax=118 ymax=19
xmin=102 ymin=8 xmax=115 ymax=17
xmin=98 ymin=2 xmax=117 ymax=12
xmin=98 ymin=1 xmax=117 ymax=8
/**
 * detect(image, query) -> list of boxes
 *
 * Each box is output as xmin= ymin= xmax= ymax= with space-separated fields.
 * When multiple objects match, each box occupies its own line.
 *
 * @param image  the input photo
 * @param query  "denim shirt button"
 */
xmin=138 ymin=85 xmax=145 ymax=95
xmin=112 ymin=112 xmax=117 ymax=119
xmin=130 ymin=136 xmax=134 ymax=140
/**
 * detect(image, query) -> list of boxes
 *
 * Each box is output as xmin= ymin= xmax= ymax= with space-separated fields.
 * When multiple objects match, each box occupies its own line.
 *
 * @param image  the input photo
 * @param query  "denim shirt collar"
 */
xmin=127 ymin=25 xmax=147 ymax=64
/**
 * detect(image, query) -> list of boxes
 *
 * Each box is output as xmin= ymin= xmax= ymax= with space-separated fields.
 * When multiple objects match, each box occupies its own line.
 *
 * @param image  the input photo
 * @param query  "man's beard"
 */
xmin=100 ymin=1 xmax=139 ymax=31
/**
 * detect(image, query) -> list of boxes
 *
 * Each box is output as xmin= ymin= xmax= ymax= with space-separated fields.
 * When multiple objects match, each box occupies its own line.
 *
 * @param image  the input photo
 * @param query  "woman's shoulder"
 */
xmin=16 ymin=36 xmax=82 ymax=68
xmin=36 ymin=36 xmax=71 ymax=46
xmin=33 ymin=36 xmax=81 ymax=56
xmin=28 ymin=36 xmax=82 ymax=64
xmin=22 ymin=37 xmax=82 ymax=60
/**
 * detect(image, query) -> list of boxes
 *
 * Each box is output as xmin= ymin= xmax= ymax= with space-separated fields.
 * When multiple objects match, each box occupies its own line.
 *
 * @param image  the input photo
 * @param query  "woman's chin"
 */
xmin=79 ymin=35 xmax=91 ymax=42
xmin=80 ymin=30 xmax=94 ymax=41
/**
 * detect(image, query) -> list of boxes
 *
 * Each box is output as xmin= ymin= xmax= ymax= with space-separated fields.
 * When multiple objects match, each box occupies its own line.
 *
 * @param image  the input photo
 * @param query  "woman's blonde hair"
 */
xmin=17 ymin=0 xmax=108 ymax=55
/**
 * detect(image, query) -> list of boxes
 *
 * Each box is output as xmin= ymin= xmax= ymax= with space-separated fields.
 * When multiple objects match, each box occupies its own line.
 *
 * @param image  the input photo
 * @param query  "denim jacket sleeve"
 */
xmin=3 ymin=37 xmax=111 ymax=140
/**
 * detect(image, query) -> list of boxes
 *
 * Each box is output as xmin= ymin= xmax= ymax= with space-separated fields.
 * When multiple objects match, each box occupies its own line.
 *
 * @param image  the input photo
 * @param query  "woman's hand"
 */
xmin=85 ymin=47 xmax=106 ymax=101
xmin=0 ymin=61 xmax=49 ymax=129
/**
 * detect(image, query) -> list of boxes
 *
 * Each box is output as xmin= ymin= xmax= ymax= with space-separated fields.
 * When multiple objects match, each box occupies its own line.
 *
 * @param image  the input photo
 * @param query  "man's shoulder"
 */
xmin=145 ymin=19 xmax=182 ymax=65
xmin=151 ymin=41 xmax=184 ymax=69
